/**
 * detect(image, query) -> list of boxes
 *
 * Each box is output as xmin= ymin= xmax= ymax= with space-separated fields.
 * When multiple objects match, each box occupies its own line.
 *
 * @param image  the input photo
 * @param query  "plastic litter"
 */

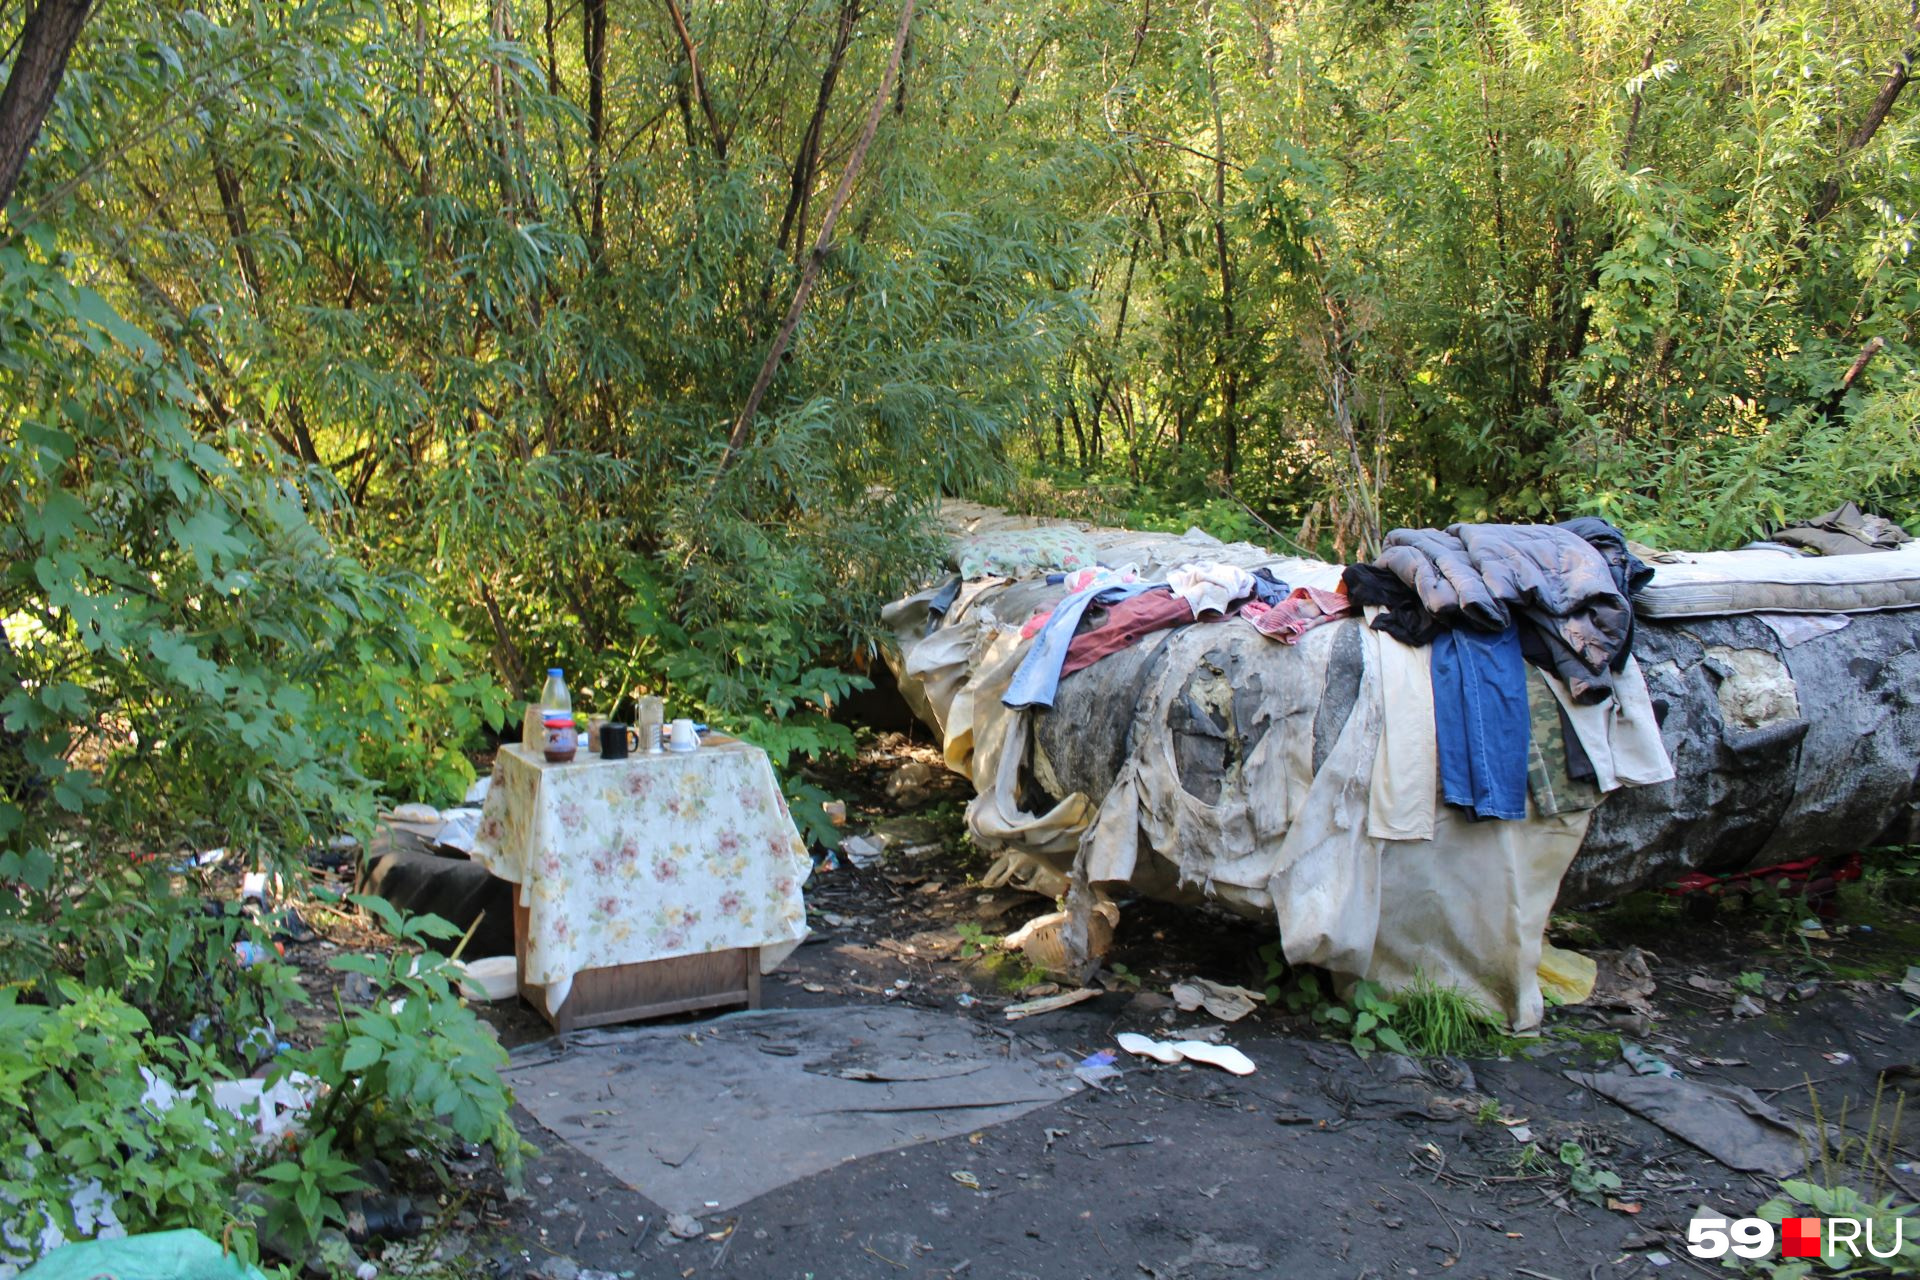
xmin=1115 ymin=1032 xmax=1256 ymax=1076
xmin=1074 ymin=1049 xmax=1123 ymax=1089
xmin=841 ymin=834 xmax=888 ymax=868
xmin=1169 ymin=977 xmax=1266 ymax=1022
xmin=1003 ymin=988 xmax=1101 ymax=1020
xmin=232 ymin=941 xmax=283 ymax=968
xmin=455 ymin=955 xmax=519 ymax=1002
xmin=17 ymin=1229 xmax=268 ymax=1280
xmin=1622 ymin=1042 xmax=1681 ymax=1079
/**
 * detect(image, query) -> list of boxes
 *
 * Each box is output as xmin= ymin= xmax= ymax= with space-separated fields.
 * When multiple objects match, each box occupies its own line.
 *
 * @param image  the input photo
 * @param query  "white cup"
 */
xmin=670 ymin=718 xmax=698 ymax=751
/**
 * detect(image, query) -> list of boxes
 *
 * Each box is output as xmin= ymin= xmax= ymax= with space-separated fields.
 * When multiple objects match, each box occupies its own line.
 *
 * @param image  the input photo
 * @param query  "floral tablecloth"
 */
xmin=471 ymin=741 xmax=811 ymax=1015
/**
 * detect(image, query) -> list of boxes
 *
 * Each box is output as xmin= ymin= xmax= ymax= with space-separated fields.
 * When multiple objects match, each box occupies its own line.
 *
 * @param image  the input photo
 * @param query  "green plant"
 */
xmin=954 ymin=922 xmax=995 ymax=959
xmin=1301 ymin=977 xmax=1410 ymax=1059
xmin=1559 ymin=1141 xmax=1623 ymax=1206
xmin=16 ymin=864 xmax=305 ymax=1053
xmin=283 ymin=896 xmax=525 ymax=1196
xmin=1395 ymin=976 xmax=1500 ymax=1059
xmin=247 ymin=1128 xmax=371 ymax=1258
xmin=1285 ymin=970 xmax=1499 ymax=1059
xmin=0 ymin=983 xmax=257 ymax=1263
xmin=1751 ymin=1180 xmax=1920 ymax=1276
xmin=1735 ymin=970 xmax=1768 ymax=996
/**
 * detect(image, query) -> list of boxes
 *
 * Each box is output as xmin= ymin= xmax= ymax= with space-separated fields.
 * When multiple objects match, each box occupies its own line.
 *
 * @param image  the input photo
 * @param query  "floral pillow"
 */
xmin=956 ymin=528 xmax=1098 ymax=580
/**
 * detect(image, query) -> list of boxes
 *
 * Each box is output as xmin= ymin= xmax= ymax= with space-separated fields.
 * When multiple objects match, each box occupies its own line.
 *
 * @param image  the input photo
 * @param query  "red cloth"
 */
xmin=1060 ymin=589 xmax=1198 ymax=679
xmin=1241 ymin=585 xmax=1355 ymax=643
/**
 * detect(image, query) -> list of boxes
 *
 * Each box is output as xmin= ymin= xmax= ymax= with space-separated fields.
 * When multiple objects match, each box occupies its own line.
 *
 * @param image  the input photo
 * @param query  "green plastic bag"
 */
xmin=18 ymin=1230 xmax=268 ymax=1280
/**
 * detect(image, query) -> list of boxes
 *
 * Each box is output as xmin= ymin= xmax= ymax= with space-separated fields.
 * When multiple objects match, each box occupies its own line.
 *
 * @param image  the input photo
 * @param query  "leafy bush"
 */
xmin=282 ymin=896 xmax=524 ymax=1188
xmin=0 ymin=984 xmax=254 ymax=1263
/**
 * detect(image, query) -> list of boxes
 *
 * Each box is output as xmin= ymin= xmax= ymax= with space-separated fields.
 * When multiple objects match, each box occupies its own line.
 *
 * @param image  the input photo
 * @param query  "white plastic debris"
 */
xmin=455 ymin=955 xmax=519 ymax=1002
xmin=1115 ymin=1032 xmax=1256 ymax=1076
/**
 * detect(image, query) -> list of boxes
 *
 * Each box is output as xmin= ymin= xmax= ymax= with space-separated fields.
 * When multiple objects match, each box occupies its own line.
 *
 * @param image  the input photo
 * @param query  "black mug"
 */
xmin=599 ymin=722 xmax=641 ymax=759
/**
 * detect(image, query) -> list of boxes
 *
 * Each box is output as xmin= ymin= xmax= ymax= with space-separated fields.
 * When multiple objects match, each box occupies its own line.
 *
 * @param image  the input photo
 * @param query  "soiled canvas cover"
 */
xmin=883 ymin=505 xmax=1920 ymax=1031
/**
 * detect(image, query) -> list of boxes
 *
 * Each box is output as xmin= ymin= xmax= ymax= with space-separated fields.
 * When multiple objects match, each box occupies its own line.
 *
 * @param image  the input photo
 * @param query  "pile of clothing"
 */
xmin=1344 ymin=518 xmax=1673 ymax=821
xmin=997 ymin=518 xmax=1674 ymax=828
xmin=1003 ymin=563 xmax=1352 ymax=710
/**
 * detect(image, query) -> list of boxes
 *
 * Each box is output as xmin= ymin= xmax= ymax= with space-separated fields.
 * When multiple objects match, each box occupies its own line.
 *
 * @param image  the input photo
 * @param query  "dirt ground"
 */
xmin=295 ymin=730 xmax=1920 ymax=1280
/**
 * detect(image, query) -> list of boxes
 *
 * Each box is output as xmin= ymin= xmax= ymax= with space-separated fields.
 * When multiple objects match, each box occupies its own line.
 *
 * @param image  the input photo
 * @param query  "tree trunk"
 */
xmin=584 ymin=0 xmax=608 ymax=253
xmin=0 ymin=0 xmax=93 ymax=216
xmin=1808 ymin=26 xmax=1916 ymax=226
xmin=777 ymin=0 xmax=860 ymax=265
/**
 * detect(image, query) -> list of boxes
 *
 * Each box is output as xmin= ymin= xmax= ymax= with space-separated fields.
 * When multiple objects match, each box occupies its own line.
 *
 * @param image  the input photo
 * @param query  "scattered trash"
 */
xmin=885 ymin=760 xmax=937 ymax=802
xmin=1115 ymin=1032 xmax=1255 ymax=1076
xmin=1000 ymin=901 xmax=1119 ymax=976
xmin=822 ymin=799 xmax=847 ymax=825
xmin=1074 ymin=1050 xmax=1123 ymax=1090
xmin=463 ymin=775 xmax=491 ymax=805
xmin=950 ymin=1171 xmax=980 ymax=1190
xmin=1622 ymin=1042 xmax=1681 ymax=1079
xmin=1537 ymin=944 xmax=1598 ymax=1004
xmin=455 ymin=955 xmax=518 ymax=1002
xmin=269 ymin=908 xmax=317 ymax=944
xmin=664 ymin=1213 xmax=703 ymax=1240
xmin=232 ymin=940 xmax=283 ymax=968
xmin=1900 ymin=966 xmax=1920 ymax=1001
xmin=841 ymin=834 xmax=889 ymax=868
xmin=1607 ymin=1198 xmax=1642 ymax=1215
xmin=388 ymin=803 xmax=441 ymax=825
xmin=1003 ymin=988 xmax=1101 ymax=1020
xmin=1169 ymin=977 xmax=1266 ymax=1023
xmin=241 ymin=871 xmax=272 ymax=912
xmin=1797 ymin=918 xmax=1831 ymax=940
xmin=1589 ymin=947 xmax=1658 ymax=1018
xmin=1730 ymin=993 xmax=1766 ymax=1018
xmin=1824 ymin=1051 xmax=1853 ymax=1066
xmin=955 ymin=994 xmax=977 ymax=1008
xmin=1508 ymin=1125 xmax=1533 ymax=1144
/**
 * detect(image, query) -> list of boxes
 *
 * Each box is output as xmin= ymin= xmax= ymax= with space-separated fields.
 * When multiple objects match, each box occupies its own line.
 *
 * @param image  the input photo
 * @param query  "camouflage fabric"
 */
xmin=1528 ymin=669 xmax=1603 ymax=816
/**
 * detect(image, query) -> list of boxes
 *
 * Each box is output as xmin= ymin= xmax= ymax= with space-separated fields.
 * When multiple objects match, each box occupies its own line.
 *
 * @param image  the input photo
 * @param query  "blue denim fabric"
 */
xmin=1431 ymin=624 xmax=1531 ymax=820
xmin=1003 ymin=581 xmax=1160 ymax=710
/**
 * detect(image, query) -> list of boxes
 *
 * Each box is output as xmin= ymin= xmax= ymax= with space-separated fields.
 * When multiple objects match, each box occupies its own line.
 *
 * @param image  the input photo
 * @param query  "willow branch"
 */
xmin=715 ymin=0 xmax=915 ymax=474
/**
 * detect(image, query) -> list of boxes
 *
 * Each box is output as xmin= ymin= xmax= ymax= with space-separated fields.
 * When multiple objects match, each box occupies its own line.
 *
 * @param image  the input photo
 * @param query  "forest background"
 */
xmin=0 ymin=0 xmax=1916 ymax=1021
xmin=0 ymin=0 xmax=1917 ymax=1258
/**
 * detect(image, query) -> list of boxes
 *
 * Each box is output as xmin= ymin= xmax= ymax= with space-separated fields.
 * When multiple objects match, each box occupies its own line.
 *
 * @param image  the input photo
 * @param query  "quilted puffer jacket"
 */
xmin=1377 ymin=522 xmax=1634 ymax=702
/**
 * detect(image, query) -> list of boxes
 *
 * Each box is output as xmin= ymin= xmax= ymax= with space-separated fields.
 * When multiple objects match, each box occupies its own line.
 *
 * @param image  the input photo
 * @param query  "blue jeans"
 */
xmin=1431 ymin=625 xmax=1530 ymax=820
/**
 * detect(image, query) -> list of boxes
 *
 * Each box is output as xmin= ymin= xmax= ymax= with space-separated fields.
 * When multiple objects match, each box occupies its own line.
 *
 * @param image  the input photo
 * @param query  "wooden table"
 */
xmin=471 ymin=739 xmax=811 ymax=1032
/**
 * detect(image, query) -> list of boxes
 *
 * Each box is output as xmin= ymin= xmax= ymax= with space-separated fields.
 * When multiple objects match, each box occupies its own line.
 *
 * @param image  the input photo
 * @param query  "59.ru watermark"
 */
xmin=1688 ymin=1214 xmax=1906 ymax=1261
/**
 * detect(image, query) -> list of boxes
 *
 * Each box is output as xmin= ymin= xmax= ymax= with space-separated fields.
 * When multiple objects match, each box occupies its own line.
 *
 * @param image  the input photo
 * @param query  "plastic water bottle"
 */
xmin=540 ymin=668 xmax=577 ymax=763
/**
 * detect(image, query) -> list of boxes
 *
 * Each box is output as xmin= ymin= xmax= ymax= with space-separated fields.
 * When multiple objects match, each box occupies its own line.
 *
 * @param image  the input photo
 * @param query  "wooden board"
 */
xmin=513 ymin=899 xmax=761 ymax=1033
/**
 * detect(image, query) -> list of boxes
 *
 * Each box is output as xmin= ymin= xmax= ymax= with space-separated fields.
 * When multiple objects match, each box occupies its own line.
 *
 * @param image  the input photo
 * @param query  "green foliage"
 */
xmin=1751 ymin=1181 xmax=1920 ymax=1276
xmin=247 ymin=1129 xmax=370 ymax=1258
xmin=1558 ymin=1141 xmax=1623 ymax=1206
xmin=283 ymin=896 xmax=525 ymax=1192
xmin=0 ymin=983 xmax=256 ymax=1260
xmin=954 ymin=922 xmax=995 ymax=959
xmin=1282 ymin=968 xmax=1498 ymax=1059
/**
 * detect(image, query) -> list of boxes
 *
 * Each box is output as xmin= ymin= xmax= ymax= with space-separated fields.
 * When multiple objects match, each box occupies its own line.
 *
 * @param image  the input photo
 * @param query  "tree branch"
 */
xmin=716 ymin=0 xmax=915 ymax=474
xmin=1809 ymin=22 xmax=1917 ymax=225
xmin=662 ymin=0 xmax=726 ymax=161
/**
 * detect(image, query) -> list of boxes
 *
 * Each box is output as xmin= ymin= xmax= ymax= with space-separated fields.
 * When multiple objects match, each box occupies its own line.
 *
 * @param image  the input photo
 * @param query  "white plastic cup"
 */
xmin=670 ymin=718 xmax=698 ymax=751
